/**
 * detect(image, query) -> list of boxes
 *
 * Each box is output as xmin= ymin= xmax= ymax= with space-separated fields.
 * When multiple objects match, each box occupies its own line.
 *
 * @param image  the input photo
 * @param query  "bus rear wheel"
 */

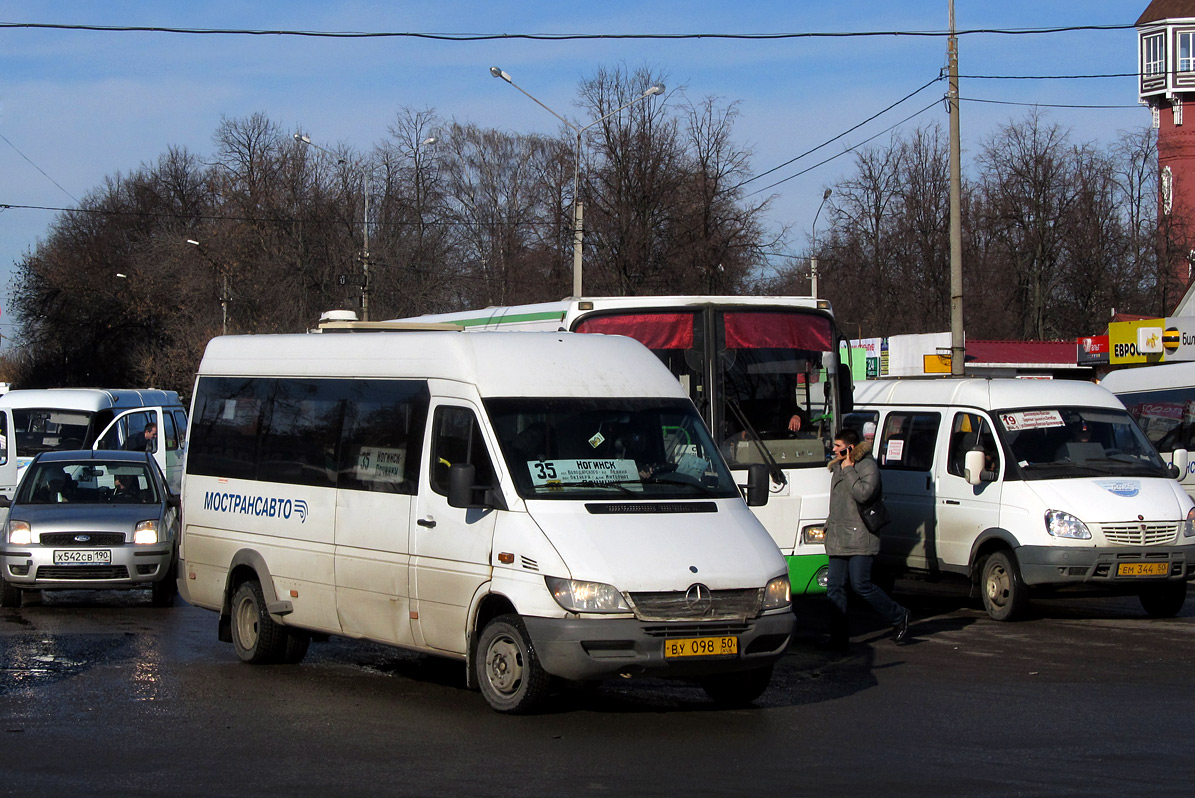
xmin=230 ymin=579 xmax=287 ymax=664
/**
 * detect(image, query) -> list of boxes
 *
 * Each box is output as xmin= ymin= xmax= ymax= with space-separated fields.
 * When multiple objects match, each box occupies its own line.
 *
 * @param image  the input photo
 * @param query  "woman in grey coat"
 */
xmin=823 ymin=427 xmax=910 ymax=650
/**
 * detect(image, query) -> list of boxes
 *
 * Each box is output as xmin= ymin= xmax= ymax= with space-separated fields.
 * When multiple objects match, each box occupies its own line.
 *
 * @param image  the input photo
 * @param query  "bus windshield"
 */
xmin=996 ymin=406 xmax=1170 ymax=480
xmin=573 ymin=307 xmax=836 ymax=471
xmin=484 ymin=397 xmax=741 ymax=501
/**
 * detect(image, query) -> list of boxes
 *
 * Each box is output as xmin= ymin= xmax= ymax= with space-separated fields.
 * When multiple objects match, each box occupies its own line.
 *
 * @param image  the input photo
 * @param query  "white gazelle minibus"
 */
xmin=0 ymin=388 xmax=188 ymax=498
xmin=850 ymin=378 xmax=1195 ymax=621
xmin=179 ymin=330 xmax=794 ymax=712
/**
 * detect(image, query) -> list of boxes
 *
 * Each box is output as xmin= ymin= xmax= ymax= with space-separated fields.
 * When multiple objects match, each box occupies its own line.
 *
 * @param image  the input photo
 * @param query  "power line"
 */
xmin=746 ymin=97 xmax=944 ymax=197
xmin=960 ymin=72 xmax=1137 ymax=80
xmin=737 ymin=75 xmax=944 ymax=189
xmin=0 ymin=132 xmax=80 ymax=205
xmin=961 ymin=96 xmax=1140 ymax=109
xmin=0 ymin=21 xmax=1135 ymax=40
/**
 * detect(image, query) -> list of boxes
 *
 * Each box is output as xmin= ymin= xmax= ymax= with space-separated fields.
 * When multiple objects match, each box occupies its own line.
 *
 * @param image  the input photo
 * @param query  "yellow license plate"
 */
xmin=663 ymin=636 xmax=738 ymax=658
xmin=1117 ymin=562 xmax=1169 ymax=577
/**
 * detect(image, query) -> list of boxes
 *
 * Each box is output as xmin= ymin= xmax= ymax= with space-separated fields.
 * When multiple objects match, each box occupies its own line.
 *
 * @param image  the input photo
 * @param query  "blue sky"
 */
xmin=0 ymin=1 xmax=1150 ymax=338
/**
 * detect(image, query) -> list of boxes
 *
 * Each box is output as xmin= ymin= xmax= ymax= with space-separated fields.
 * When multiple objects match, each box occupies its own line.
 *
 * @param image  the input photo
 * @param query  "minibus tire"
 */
xmin=0 ymin=577 xmax=21 ymax=608
xmin=231 ymin=579 xmax=287 ymax=664
xmin=281 ymin=630 xmax=311 ymax=664
xmin=980 ymin=550 xmax=1028 ymax=622
xmin=701 ymin=664 xmax=774 ymax=706
xmin=476 ymin=614 xmax=551 ymax=714
xmin=1138 ymin=582 xmax=1187 ymax=618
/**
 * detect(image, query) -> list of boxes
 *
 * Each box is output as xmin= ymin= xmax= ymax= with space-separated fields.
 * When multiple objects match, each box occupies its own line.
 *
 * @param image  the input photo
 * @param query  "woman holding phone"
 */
xmin=822 ymin=427 xmax=910 ymax=651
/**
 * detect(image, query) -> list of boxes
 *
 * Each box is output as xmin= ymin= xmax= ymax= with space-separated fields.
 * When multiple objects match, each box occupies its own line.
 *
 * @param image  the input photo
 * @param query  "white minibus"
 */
xmin=849 ymin=378 xmax=1195 ymax=620
xmin=1101 ymin=361 xmax=1195 ymax=500
xmin=0 ymin=388 xmax=188 ymax=498
xmin=178 ymin=330 xmax=794 ymax=712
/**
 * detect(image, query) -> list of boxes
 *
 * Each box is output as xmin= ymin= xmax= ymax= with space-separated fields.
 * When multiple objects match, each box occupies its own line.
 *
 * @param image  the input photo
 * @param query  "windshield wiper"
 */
xmin=725 ymin=396 xmax=787 ymax=487
xmin=642 ymin=473 xmax=719 ymax=497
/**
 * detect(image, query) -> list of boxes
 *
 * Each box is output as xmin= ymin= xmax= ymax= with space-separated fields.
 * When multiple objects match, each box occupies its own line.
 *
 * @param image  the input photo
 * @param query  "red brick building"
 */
xmin=1138 ymin=1 xmax=1195 ymax=303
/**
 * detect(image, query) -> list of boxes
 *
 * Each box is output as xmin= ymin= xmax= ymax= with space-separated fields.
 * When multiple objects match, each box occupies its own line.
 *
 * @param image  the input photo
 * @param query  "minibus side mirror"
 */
xmin=964 ymin=449 xmax=987 ymax=486
xmin=745 ymin=464 xmax=770 ymax=507
xmin=447 ymin=463 xmax=508 ymax=511
xmin=1170 ymin=448 xmax=1189 ymax=480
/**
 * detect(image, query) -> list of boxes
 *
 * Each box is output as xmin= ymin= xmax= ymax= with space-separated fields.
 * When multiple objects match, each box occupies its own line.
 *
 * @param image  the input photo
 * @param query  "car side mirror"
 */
xmin=745 ymin=464 xmax=770 ymax=507
xmin=1171 ymin=448 xmax=1189 ymax=481
xmin=0 ymin=495 xmax=10 ymax=509
xmin=166 ymin=493 xmax=181 ymax=508
xmin=964 ymin=449 xmax=987 ymax=486
xmin=447 ymin=463 xmax=508 ymax=511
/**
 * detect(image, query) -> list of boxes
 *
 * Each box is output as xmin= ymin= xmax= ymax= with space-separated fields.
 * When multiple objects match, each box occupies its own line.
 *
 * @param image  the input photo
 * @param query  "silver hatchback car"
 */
xmin=0 ymin=450 xmax=180 ymax=608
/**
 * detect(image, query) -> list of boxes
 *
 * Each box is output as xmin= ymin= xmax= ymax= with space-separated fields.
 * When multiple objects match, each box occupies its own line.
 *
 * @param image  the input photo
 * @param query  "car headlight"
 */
xmin=1045 ymin=509 xmax=1091 ymax=540
xmin=545 ymin=576 xmax=630 ymax=613
xmin=7 ymin=520 xmax=32 ymax=546
xmin=1185 ymin=507 xmax=1195 ymax=538
xmin=762 ymin=575 xmax=791 ymax=610
xmin=801 ymin=524 xmax=825 ymax=545
xmin=133 ymin=520 xmax=159 ymax=545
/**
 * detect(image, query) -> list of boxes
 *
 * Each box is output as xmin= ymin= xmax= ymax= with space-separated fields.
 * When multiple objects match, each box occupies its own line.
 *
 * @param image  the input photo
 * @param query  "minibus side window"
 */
xmin=186 ymin=377 xmax=266 ymax=481
xmin=946 ymin=413 xmax=1000 ymax=479
xmin=173 ymin=411 xmax=188 ymax=445
xmin=0 ymin=414 xmax=7 ymax=465
xmin=162 ymin=412 xmax=179 ymax=451
xmin=429 ymin=406 xmax=496 ymax=496
xmin=339 ymin=380 xmax=429 ymax=495
xmin=877 ymin=412 xmax=940 ymax=471
xmin=257 ymin=379 xmax=344 ymax=489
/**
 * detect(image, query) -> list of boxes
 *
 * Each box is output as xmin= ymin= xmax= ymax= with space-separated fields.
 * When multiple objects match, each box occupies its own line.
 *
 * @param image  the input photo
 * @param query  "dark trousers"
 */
xmin=826 ymin=554 xmax=906 ymax=640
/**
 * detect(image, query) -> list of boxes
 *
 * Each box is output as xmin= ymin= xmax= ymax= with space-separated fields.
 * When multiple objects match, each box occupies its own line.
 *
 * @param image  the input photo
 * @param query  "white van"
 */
xmin=178 ymin=330 xmax=793 ymax=713
xmin=1101 ymin=361 xmax=1195 ymax=500
xmin=848 ymin=378 xmax=1195 ymax=621
xmin=0 ymin=388 xmax=188 ymax=498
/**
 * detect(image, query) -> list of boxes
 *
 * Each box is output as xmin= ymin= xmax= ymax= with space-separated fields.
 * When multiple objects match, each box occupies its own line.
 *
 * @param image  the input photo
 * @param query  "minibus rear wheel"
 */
xmin=980 ymin=550 xmax=1028 ymax=622
xmin=231 ymin=579 xmax=287 ymax=664
xmin=476 ymin=614 xmax=551 ymax=714
xmin=1138 ymin=582 xmax=1187 ymax=618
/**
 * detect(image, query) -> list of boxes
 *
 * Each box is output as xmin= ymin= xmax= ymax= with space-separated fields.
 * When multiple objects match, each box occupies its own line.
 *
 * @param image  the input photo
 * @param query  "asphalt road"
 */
xmin=2 ymin=582 xmax=1193 ymax=797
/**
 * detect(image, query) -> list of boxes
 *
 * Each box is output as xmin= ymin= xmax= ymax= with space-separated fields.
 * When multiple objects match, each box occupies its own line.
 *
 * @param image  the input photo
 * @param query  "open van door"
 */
xmin=0 ymin=408 xmax=17 ymax=501
xmin=93 ymin=407 xmax=183 ymax=493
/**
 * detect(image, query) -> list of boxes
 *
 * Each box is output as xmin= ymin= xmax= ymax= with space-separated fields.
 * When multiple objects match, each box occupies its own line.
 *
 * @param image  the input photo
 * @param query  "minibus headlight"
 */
xmin=1045 ymin=510 xmax=1091 ymax=540
xmin=133 ymin=520 xmax=159 ymax=545
xmin=1185 ymin=507 xmax=1195 ymax=538
xmin=545 ymin=577 xmax=630 ymax=613
xmin=7 ymin=520 xmax=32 ymax=546
xmin=801 ymin=524 xmax=825 ymax=545
xmin=762 ymin=575 xmax=791 ymax=611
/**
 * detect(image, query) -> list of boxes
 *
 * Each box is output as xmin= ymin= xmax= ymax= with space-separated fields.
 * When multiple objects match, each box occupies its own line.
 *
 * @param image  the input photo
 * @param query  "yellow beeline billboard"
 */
xmin=1107 ymin=317 xmax=1195 ymax=364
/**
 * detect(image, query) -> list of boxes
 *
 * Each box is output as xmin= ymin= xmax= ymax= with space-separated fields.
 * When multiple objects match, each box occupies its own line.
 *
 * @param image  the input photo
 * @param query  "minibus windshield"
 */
xmin=995 ymin=406 xmax=1170 ymax=480
xmin=485 ymin=398 xmax=742 ymax=500
xmin=12 ymin=409 xmax=94 ymax=457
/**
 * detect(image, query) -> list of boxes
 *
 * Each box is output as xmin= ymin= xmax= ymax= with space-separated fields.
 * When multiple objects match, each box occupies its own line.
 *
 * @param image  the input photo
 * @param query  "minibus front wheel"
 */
xmin=476 ymin=614 xmax=551 ymax=714
xmin=1138 ymin=581 xmax=1187 ymax=618
xmin=980 ymin=550 xmax=1028 ymax=622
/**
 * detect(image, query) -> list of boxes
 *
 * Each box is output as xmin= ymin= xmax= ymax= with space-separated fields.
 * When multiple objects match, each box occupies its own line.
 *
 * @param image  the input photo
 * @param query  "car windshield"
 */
xmin=484 ymin=397 xmax=741 ymax=500
xmin=996 ymin=406 xmax=1169 ymax=480
xmin=16 ymin=461 xmax=160 ymax=505
xmin=12 ymin=409 xmax=94 ymax=457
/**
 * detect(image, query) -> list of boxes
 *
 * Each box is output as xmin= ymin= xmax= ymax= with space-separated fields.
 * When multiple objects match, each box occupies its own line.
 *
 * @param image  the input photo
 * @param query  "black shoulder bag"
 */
xmin=859 ymin=487 xmax=891 ymax=533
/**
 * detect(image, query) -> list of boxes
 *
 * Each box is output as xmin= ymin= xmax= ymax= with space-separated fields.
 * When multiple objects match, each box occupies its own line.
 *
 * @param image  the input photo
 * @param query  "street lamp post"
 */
xmin=809 ymin=188 xmax=832 ymax=299
xmin=489 ymin=67 xmax=664 ymax=297
xmin=295 ymin=132 xmax=436 ymax=321
xmin=186 ymin=239 xmax=229 ymax=335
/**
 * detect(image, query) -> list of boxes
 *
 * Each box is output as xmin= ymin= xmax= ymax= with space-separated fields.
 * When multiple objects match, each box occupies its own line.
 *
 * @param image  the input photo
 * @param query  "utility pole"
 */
xmin=362 ymin=182 xmax=370 ymax=321
xmin=948 ymin=0 xmax=964 ymax=376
